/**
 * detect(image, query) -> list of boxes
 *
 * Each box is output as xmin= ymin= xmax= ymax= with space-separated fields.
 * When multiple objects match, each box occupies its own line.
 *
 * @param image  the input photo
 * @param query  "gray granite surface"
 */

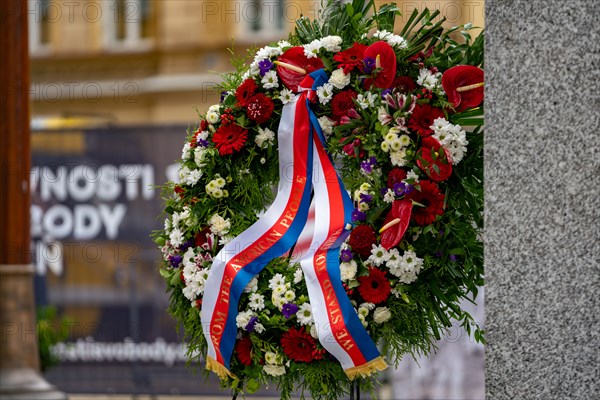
xmin=485 ymin=0 xmax=600 ymax=398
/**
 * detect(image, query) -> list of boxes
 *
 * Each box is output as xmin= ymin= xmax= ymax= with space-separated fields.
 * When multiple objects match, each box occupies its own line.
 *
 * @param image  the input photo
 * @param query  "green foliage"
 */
xmin=37 ymin=306 xmax=71 ymax=371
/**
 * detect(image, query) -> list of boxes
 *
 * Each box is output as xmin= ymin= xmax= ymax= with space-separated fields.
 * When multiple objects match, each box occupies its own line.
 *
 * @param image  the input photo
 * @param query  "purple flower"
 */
xmin=180 ymin=239 xmax=194 ymax=252
xmin=449 ymin=254 xmax=459 ymax=262
xmin=351 ymin=208 xmax=366 ymax=222
xmin=282 ymin=303 xmax=299 ymax=319
xmin=381 ymin=89 xmax=392 ymax=98
xmin=360 ymin=156 xmax=378 ymax=174
xmin=360 ymin=193 xmax=373 ymax=203
xmin=434 ymin=251 xmax=442 ymax=258
xmin=340 ymin=248 xmax=353 ymax=262
xmin=363 ymin=57 xmax=376 ymax=74
xmin=220 ymin=91 xmax=228 ymax=103
xmin=197 ymin=138 xmax=209 ymax=148
xmin=258 ymin=59 xmax=274 ymax=77
xmin=245 ymin=316 xmax=259 ymax=332
xmin=169 ymin=255 xmax=183 ymax=268
xmin=393 ymin=182 xmax=414 ymax=197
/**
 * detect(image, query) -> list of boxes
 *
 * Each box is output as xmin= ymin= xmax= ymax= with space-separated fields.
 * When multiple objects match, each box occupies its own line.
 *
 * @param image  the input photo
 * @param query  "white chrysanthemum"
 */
xmin=383 ymin=188 xmax=395 ymax=203
xmin=320 ymin=35 xmax=343 ymax=52
xmin=248 ymin=293 xmax=265 ymax=311
xmin=279 ymin=88 xmax=295 ymax=104
xmin=244 ymin=276 xmax=258 ymax=293
xmin=206 ymin=105 xmax=220 ymax=124
xmin=272 ymin=296 xmax=285 ymax=309
xmin=181 ymin=142 xmax=192 ymax=160
xmin=360 ymin=182 xmax=371 ymax=191
xmin=183 ymin=247 xmax=196 ymax=268
xmin=163 ymin=217 xmax=172 ymax=232
xmin=373 ymin=306 xmax=392 ymax=323
xmin=277 ymin=40 xmax=292 ymax=49
xmin=188 ymin=276 xmax=205 ymax=296
xmin=373 ymin=30 xmax=408 ymax=48
xmin=255 ymin=45 xmax=283 ymax=61
xmin=236 ymin=310 xmax=254 ymax=329
xmin=169 ymin=228 xmax=184 ymax=248
xmin=431 ymin=118 xmax=469 ymax=164
xmin=357 ymin=92 xmax=376 ymax=109
xmin=261 ymin=70 xmax=279 ymax=89
xmin=358 ymin=305 xmax=370 ymax=317
xmin=272 ymin=285 xmax=286 ymax=297
xmin=293 ymin=268 xmax=303 ymax=284
xmin=268 ymin=273 xmax=286 ymax=289
xmin=209 ymin=214 xmax=230 ymax=235
xmin=263 ymin=364 xmax=286 ymax=376
xmin=284 ymin=290 xmax=296 ymax=302
xmin=182 ymin=285 xmax=195 ymax=301
xmin=369 ymin=244 xmax=389 ymax=266
xmin=318 ymin=116 xmax=335 ymax=136
xmin=340 ymin=260 xmax=358 ymax=281
xmin=390 ymin=149 xmax=408 ymax=167
xmin=255 ymin=127 xmax=275 ymax=148
xmin=329 ymin=68 xmax=351 ymax=89
xmin=297 ymin=303 xmax=313 ymax=325
xmin=358 ymin=313 xmax=368 ymax=327
xmin=381 ymin=141 xmax=390 ymax=152
xmin=303 ymin=39 xmax=322 ymax=58
xmin=316 ymin=83 xmax=334 ymax=104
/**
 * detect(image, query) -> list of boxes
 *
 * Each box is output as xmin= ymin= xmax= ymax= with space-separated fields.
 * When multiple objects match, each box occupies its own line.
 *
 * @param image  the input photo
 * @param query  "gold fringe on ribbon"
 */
xmin=206 ymin=356 xmax=237 ymax=380
xmin=344 ymin=356 xmax=388 ymax=380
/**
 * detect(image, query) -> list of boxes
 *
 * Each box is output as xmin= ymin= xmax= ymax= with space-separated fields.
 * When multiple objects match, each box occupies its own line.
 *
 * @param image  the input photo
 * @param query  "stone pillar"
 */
xmin=486 ymin=0 xmax=599 ymax=399
xmin=0 ymin=1 xmax=66 ymax=399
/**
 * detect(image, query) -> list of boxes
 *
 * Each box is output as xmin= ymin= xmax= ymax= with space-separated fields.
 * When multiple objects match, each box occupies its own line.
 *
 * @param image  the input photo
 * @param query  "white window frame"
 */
xmin=237 ymin=0 xmax=288 ymax=42
xmin=102 ymin=0 xmax=152 ymax=52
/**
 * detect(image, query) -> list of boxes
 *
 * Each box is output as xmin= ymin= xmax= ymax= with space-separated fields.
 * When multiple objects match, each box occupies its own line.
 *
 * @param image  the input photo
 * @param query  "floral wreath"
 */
xmin=155 ymin=1 xmax=484 ymax=399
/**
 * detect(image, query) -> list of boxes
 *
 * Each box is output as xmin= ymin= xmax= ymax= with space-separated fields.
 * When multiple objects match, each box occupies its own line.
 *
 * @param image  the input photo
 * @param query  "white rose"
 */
xmin=340 ymin=260 xmax=357 ymax=281
xmin=329 ymin=69 xmax=351 ymax=89
xmin=373 ymin=306 xmax=392 ymax=324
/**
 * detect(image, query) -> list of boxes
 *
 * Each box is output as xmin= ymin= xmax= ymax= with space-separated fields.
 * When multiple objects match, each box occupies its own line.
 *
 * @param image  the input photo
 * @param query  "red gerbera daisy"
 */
xmin=281 ymin=327 xmax=317 ymax=363
xmin=334 ymin=42 xmax=368 ymax=74
xmin=357 ymin=267 xmax=391 ymax=304
xmin=235 ymin=336 xmax=253 ymax=366
xmin=394 ymin=76 xmax=417 ymax=93
xmin=246 ymin=93 xmax=274 ymax=124
xmin=387 ymin=167 xmax=407 ymax=189
xmin=348 ymin=224 xmax=377 ymax=258
xmin=331 ymin=90 xmax=358 ymax=122
xmin=212 ymin=124 xmax=248 ymax=155
xmin=235 ymin=78 xmax=258 ymax=107
xmin=408 ymin=180 xmax=445 ymax=226
xmin=407 ymin=104 xmax=445 ymax=137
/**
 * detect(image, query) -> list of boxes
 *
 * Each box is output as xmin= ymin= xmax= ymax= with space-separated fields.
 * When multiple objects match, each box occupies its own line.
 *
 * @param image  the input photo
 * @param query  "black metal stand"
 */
xmin=349 ymin=380 xmax=361 ymax=400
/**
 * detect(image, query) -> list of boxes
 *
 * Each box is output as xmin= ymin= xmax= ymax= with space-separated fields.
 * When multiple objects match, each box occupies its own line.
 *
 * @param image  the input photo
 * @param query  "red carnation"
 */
xmin=331 ymin=90 xmax=358 ymax=122
xmin=357 ymin=268 xmax=391 ymax=304
xmin=235 ymin=79 xmax=258 ymax=107
xmin=199 ymin=119 xmax=209 ymax=132
xmin=387 ymin=168 xmax=407 ymax=189
xmin=194 ymin=227 xmax=212 ymax=248
xmin=408 ymin=104 xmax=445 ymax=137
xmin=348 ymin=224 xmax=377 ymax=258
xmin=334 ymin=42 xmax=367 ymax=74
xmin=408 ymin=180 xmax=445 ymax=226
xmin=212 ymin=124 xmax=248 ymax=155
xmin=394 ymin=76 xmax=417 ymax=93
xmin=235 ymin=336 xmax=253 ymax=366
xmin=281 ymin=327 xmax=317 ymax=363
xmin=246 ymin=93 xmax=274 ymax=124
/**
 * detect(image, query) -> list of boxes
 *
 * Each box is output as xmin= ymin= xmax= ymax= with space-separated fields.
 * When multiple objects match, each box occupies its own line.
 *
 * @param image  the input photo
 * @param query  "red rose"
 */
xmin=246 ymin=93 xmax=274 ymax=124
xmin=212 ymin=124 xmax=248 ymax=155
xmin=334 ymin=42 xmax=367 ymax=74
xmin=408 ymin=104 xmax=445 ymax=137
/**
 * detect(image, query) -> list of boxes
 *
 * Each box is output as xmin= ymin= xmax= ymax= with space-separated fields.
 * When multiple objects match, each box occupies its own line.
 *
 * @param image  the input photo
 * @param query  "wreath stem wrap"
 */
xmin=201 ymin=70 xmax=386 ymax=379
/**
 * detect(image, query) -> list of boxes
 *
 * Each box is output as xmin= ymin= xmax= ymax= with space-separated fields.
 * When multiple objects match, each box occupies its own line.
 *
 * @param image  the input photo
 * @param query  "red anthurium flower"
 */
xmin=380 ymin=199 xmax=412 ymax=250
xmin=334 ymin=42 xmax=368 ymax=74
xmin=276 ymin=47 xmax=324 ymax=91
xmin=416 ymin=136 xmax=452 ymax=181
xmin=441 ymin=65 xmax=484 ymax=112
xmin=363 ymin=41 xmax=397 ymax=89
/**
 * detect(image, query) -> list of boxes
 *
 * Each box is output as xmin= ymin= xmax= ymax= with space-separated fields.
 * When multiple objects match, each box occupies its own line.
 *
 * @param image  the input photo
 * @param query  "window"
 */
xmin=103 ymin=0 xmax=154 ymax=51
xmin=240 ymin=0 xmax=287 ymax=41
xmin=28 ymin=0 xmax=52 ymax=55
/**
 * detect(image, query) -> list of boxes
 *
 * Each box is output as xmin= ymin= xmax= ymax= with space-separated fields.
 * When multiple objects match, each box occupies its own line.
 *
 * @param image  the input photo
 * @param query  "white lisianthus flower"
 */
xmin=318 ymin=116 xmax=335 ymax=136
xmin=316 ymin=83 xmax=334 ymax=104
xmin=261 ymin=70 xmax=279 ymax=89
xmin=329 ymin=68 xmax=351 ymax=89
xmin=320 ymin=35 xmax=343 ymax=52
xmin=310 ymin=324 xmax=318 ymax=339
xmin=357 ymin=92 xmax=376 ymax=109
xmin=358 ymin=313 xmax=367 ymax=327
xmin=263 ymin=364 xmax=286 ymax=376
xmin=209 ymin=214 xmax=230 ymax=235
xmin=169 ymin=228 xmax=184 ymax=248
xmin=417 ymin=68 xmax=441 ymax=90
xmin=255 ymin=127 xmax=275 ymax=148
xmin=373 ymin=306 xmax=392 ymax=324
xmin=248 ymin=293 xmax=265 ymax=311
xmin=340 ymin=260 xmax=357 ymax=281
xmin=297 ymin=303 xmax=313 ymax=325
xmin=303 ymin=39 xmax=322 ymax=58
xmin=279 ymin=88 xmax=295 ymax=104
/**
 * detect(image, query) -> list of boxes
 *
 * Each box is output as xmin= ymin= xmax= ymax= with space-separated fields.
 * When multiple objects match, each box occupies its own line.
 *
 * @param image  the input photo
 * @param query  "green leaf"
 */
xmin=247 ymin=379 xmax=260 ymax=394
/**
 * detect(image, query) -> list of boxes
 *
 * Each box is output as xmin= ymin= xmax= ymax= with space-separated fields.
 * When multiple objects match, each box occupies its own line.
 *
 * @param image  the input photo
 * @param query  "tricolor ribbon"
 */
xmin=201 ymin=70 xmax=387 ymax=380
